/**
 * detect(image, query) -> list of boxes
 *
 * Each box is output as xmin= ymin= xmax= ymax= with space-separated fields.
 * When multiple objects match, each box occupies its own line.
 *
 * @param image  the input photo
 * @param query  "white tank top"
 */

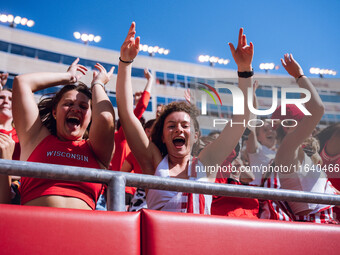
xmin=146 ymin=155 xmax=212 ymax=214
xmin=279 ymin=153 xmax=335 ymax=214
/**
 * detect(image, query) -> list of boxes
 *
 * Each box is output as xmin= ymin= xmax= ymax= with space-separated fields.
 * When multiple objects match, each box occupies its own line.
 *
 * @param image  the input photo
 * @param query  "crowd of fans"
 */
xmin=0 ymin=22 xmax=339 ymax=224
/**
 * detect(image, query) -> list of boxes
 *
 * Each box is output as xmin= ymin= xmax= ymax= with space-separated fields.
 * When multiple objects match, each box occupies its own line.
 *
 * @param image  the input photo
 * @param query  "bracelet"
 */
xmin=296 ymin=74 xmax=305 ymax=82
xmin=238 ymin=69 xmax=254 ymax=78
xmin=119 ymin=57 xmax=134 ymax=64
xmin=91 ymin=81 xmax=105 ymax=90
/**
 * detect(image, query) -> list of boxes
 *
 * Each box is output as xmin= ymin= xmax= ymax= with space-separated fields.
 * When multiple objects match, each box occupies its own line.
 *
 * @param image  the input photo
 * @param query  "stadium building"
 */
xmin=1 ymin=24 xmax=339 ymax=135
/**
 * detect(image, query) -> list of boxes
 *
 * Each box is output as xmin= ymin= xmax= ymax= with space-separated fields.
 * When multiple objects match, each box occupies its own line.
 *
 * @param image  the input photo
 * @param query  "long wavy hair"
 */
xmin=38 ymin=82 xmax=92 ymax=138
xmin=316 ymin=123 xmax=340 ymax=153
xmin=151 ymin=101 xmax=200 ymax=157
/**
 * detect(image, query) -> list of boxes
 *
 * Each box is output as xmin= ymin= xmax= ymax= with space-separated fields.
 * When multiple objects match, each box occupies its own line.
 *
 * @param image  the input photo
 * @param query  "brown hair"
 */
xmin=316 ymin=123 xmax=340 ymax=153
xmin=151 ymin=101 xmax=200 ymax=157
xmin=38 ymin=82 xmax=92 ymax=138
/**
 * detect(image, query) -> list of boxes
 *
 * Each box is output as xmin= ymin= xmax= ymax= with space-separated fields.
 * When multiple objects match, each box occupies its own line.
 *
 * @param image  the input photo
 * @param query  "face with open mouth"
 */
xmin=162 ymin=111 xmax=198 ymax=157
xmin=0 ymin=90 xmax=13 ymax=120
xmin=53 ymin=90 xmax=91 ymax=141
xmin=258 ymin=121 xmax=276 ymax=148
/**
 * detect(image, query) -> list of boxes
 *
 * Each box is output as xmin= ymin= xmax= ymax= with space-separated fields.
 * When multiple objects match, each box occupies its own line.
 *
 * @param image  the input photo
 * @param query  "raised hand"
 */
xmin=134 ymin=91 xmax=142 ymax=106
xmin=144 ymin=68 xmax=152 ymax=81
xmin=184 ymin=88 xmax=196 ymax=105
xmin=120 ymin=22 xmax=140 ymax=62
xmin=253 ymin=80 xmax=259 ymax=96
xmin=67 ymin=58 xmax=88 ymax=83
xmin=92 ymin=63 xmax=115 ymax=86
xmin=0 ymin=133 xmax=15 ymax=160
xmin=0 ymin=73 xmax=9 ymax=90
xmin=281 ymin=53 xmax=304 ymax=79
xmin=228 ymin=28 xmax=254 ymax=71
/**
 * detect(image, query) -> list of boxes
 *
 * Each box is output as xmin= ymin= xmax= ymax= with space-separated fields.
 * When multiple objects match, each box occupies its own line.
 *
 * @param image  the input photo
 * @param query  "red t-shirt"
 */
xmin=0 ymin=128 xmax=20 ymax=160
xmin=212 ymin=178 xmax=260 ymax=218
xmin=20 ymin=135 xmax=103 ymax=209
xmin=126 ymin=151 xmax=142 ymax=174
xmin=212 ymin=150 xmax=259 ymax=219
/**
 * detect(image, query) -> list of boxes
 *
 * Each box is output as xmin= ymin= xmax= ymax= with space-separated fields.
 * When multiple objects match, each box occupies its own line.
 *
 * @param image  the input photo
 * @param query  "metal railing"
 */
xmin=1 ymin=159 xmax=340 ymax=211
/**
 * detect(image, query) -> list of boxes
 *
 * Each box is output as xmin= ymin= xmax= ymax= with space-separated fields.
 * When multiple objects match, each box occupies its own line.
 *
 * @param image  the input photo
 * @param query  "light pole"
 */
xmin=259 ymin=63 xmax=275 ymax=73
xmin=0 ymin=13 xmax=34 ymax=28
xmin=139 ymin=44 xmax=170 ymax=57
xmin=309 ymin=67 xmax=336 ymax=78
xmin=198 ymin=55 xmax=229 ymax=67
xmin=73 ymin=32 xmax=101 ymax=45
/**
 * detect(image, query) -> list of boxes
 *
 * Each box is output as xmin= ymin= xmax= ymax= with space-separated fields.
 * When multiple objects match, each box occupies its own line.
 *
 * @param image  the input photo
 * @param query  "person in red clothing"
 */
xmin=0 ymin=74 xmax=21 ymax=204
xmin=0 ymin=74 xmax=20 ymax=160
xmin=0 ymin=87 xmax=15 ymax=203
xmin=212 ymin=143 xmax=259 ymax=219
xmin=110 ymin=68 xmax=153 ymax=172
xmin=0 ymin=88 xmax=20 ymax=160
xmin=8 ymin=58 xmax=115 ymax=210
xmin=95 ymin=68 xmax=153 ymax=210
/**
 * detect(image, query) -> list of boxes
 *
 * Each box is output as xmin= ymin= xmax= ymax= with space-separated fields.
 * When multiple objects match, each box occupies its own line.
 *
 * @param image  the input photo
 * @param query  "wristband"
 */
xmin=119 ymin=57 xmax=134 ymax=64
xmin=238 ymin=69 xmax=254 ymax=78
xmin=295 ymin=74 xmax=305 ymax=82
xmin=91 ymin=81 xmax=105 ymax=90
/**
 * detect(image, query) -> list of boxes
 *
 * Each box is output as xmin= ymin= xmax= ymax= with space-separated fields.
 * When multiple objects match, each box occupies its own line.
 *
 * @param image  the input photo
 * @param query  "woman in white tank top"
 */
xmin=272 ymin=54 xmax=335 ymax=218
xmin=116 ymin=22 xmax=254 ymax=214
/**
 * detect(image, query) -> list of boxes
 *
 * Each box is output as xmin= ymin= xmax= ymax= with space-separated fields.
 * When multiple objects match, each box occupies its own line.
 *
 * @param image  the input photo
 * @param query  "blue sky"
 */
xmin=2 ymin=0 xmax=340 ymax=78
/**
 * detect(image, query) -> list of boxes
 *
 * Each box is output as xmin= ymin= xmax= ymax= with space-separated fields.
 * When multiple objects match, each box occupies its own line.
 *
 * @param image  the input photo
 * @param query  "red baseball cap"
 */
xmin=271 ymin=104 xmax=305 ymax=129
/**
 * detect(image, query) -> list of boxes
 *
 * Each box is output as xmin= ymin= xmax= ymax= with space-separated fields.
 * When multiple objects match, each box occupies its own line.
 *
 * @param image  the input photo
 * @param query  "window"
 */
xmin=187 ymin=76 xmax=196 ymax=89
xmin=218 ymin=88 xmax=232 ymax=94
xmin=157 ymin=96 xmax=166 ymax=105
xmin=176 ymin=75 xmax=186 ymax=88
xmin=10 ymin=44 xmax=36 ymax=58
xmin=102 ymin=63 xmax=118 ymax=74
xmin=166 ymin=73 xmax=175 ymax=86
xmin=0 ymin=41 xmax=9 ymax=52
xmin=206 ymin=79 xmax=215 ymax=86
xmin=84 ymin=59 xmax=97 ymax=69
xmin=37 ymin=49 xmax=61 ymax=63
xmin=146 ymin=101 xmax=152 ymax=112
xmin=62 ymin=55 xmax=77 ymax=65
xmin=109 ymin=95 xmax=117 ymax=107
xmin=220 ymin=105 xmax=230 ymax=118
xmin=131 ymin=68 xmax=145 ymax=78
xmin=78 ymin=58 xmax=87 ymax=66
xmin=208 ymin=103 xmax=219 ymax=117
xmin=201 ymin=129 xmax=213 ymax=136
xmin=156 ymin=72 xmax=165 ymax=85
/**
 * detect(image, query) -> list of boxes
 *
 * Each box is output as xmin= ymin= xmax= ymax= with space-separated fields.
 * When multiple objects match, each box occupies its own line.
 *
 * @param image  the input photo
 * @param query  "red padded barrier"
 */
xmin=142 ymin=209 xmax=340 ymax=255
xmin=0 ymin=204 xmax=140 ymax=255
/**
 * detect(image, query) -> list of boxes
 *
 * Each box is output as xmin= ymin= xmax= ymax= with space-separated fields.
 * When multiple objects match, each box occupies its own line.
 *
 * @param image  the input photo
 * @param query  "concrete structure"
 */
xmin=1 ymin=25 xmax=339 ymax=134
